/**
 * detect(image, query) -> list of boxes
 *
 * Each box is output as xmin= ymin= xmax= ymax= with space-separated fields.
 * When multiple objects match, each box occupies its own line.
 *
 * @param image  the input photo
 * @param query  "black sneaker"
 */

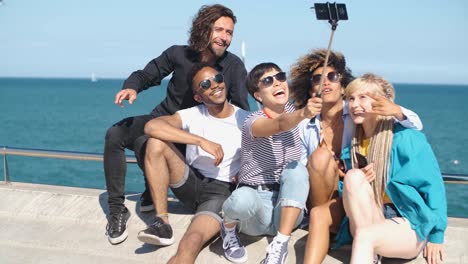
xmin=139 ymin=189 xmax=155 ymax=212
xmin=106 ymin=207 xmax=131 ymax=245
xmin=137 ymin=216 xmax=174 ymax=246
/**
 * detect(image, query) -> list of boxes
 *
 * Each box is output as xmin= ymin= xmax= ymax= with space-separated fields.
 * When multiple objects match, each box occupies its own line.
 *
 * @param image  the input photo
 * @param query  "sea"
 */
xmin=1 ymin=78 xmax=467 ymax=217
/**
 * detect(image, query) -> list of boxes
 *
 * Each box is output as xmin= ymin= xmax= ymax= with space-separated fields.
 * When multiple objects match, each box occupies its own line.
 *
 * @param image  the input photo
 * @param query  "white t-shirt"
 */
xmin=177 ymin=104 xmax=250 ymax=183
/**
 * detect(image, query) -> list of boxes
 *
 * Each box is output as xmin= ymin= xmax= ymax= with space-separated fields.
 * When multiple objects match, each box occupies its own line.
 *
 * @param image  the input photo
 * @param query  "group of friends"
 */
xmin=103 ymin=4 xmax=447 ymax=264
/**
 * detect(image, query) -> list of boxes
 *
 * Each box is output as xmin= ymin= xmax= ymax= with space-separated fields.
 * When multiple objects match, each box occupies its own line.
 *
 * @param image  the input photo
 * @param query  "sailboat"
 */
xmin=91 ymin=72 xmax=97 ymax=82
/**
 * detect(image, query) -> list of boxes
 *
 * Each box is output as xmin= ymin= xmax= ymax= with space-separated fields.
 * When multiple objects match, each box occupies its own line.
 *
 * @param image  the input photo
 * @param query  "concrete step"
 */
xmin=0 ymin=182 xmax=466 ymax=264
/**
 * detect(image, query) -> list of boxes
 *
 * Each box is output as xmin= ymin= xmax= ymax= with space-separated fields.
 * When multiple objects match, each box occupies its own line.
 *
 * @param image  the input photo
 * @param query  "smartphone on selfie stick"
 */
xmin=311 ymin=2 xmax=348 ymax=98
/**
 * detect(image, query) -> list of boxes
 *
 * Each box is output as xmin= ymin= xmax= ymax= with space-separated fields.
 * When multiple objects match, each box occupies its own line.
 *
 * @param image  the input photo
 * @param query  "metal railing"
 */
xmin=1 ymin=145 xmax=468 ymax=184
xmin=1 ymin=146 xmax=136 ymax=182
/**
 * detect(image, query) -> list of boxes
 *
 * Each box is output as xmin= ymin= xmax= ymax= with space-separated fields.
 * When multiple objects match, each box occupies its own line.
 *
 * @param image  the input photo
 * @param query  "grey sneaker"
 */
xmin=260 ymin=239 xmax=288 ymax=264
xmin=220 ymin=224 xmax=247 ymax=263
xmin=106 ymin=207 xmax=131 ymax=245
xmin=137 ymin=217 xmax=174 ymax=246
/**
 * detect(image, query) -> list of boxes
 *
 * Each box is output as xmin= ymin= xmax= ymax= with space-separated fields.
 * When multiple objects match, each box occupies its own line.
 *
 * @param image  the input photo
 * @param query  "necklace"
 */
xmin=320 ymin=111 xmax=342 ymax=130
xmin=319 ymin=111 xmax=343 ymax=150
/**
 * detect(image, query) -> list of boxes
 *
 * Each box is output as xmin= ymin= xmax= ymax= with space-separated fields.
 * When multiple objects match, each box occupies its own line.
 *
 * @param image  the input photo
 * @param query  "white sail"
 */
xmin=241 ymin=41 xmax=246 ymax=64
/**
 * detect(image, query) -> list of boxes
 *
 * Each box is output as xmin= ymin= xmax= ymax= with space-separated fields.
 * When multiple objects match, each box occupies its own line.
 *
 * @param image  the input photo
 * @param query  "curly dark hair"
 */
xmin=289 ymin=49 xmax=354 ymax=108
xmin=245 ymin=62 xmax=282 ymax=104
xmin=188 ymin=4 xmax=237 ymax=52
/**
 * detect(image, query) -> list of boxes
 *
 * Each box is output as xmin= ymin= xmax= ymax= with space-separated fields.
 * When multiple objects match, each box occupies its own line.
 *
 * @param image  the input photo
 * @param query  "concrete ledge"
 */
xmin=0 ymin=182 xmax=466 ymax=264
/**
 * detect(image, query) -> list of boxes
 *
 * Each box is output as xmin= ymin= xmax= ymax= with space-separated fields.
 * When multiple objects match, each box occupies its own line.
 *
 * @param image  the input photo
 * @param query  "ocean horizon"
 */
xmin=1 ymin=77 xmax=467 ymax=217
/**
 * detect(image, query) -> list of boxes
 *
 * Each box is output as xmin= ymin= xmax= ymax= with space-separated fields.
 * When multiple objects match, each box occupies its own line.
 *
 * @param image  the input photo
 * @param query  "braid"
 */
xmin=368 ymin=117 xmax=394 ymax=207
xmin=347 ymin=73 xmax=397 ymax=207
xmin=351 ymin=117 xmax=394 ymax=207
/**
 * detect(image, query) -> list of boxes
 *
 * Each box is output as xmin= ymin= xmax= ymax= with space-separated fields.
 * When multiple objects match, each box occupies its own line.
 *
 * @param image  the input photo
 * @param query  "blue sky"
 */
xmin=1 ymin=0 xmax=467 ymax=84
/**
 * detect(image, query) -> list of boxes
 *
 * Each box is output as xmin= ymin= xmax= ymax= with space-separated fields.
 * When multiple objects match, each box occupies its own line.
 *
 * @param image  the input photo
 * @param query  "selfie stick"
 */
xmin=317 ymin=23 xmax=337 ymax=97
xmin=311 ymin=2 xmax=347 ymax=97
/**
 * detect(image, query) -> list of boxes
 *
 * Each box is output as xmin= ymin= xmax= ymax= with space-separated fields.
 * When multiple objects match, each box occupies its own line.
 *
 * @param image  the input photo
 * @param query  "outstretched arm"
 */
xmin=119 ymin=45 xmax=178 ymax=104
xmin=251 ymin=97 xmax=321 ymax=138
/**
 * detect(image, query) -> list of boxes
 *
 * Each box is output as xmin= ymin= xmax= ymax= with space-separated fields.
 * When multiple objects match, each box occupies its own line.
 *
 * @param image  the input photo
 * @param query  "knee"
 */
xmin=222 ymin=188 xmax=257 ymax=220
xmin=181 ymin=231 xmax=204 ymax=249
xmin=343 ymin=169 xmax=366 ymax=195
xmin=105 ymin=125 xmax=125 ymax=146
xmin=145 ymin=138 xmax=166 ymax=159
xmin=309 ymin=205 xmax=331 ymax=227
xmin=307 ymin=148 xmax=333 ymax=175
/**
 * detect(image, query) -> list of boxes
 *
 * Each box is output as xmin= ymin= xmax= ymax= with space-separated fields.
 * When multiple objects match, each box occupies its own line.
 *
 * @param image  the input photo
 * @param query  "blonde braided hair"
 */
xmin=346 ymin=73 xmax=396 ymax=208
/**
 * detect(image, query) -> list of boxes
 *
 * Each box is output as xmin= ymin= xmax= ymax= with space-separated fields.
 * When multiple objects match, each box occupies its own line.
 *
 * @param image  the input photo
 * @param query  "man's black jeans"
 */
xmin=104 ymin=114 xmax=154 ymax=215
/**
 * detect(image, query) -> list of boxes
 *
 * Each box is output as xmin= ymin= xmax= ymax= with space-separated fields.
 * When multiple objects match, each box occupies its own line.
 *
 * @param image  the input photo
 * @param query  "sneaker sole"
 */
xmin=225 ymin=251 xmax=248 ymax=264
xmin=137 ymin=233 xmax=174 ymax=246
xmin=108 ymin=229 xmax=128 ymax=245
xmin=139 ymin=203 xmax=155 ymax=213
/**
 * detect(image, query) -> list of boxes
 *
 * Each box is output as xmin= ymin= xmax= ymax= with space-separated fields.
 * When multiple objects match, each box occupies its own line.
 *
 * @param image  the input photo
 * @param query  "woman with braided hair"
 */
xmin=340 ymin=74 xmax=447 ymax=264
xmin=289 ymin=49 xmax=424 ymax=263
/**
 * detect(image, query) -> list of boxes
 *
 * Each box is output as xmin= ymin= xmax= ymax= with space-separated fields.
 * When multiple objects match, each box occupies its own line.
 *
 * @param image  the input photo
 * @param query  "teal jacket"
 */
xmin=340 ymin=124 xmax=447 ymax=244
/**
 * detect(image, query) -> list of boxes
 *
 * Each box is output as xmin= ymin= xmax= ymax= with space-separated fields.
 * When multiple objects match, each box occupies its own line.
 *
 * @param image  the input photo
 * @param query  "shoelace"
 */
xmin=150 ymin=218 xmax=166 ymax=229
xmin=223 ymin=229 xmax=241 ymax=251
xmin=106 ymin=212 xmax=126 ymax=234
xmin=263 ymin=240 xmax=284 ymax=264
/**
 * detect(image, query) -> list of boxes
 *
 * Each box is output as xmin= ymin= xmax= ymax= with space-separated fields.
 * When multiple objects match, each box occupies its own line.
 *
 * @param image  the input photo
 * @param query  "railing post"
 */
xmin=3 ymin=147 xmax=10 ymax=183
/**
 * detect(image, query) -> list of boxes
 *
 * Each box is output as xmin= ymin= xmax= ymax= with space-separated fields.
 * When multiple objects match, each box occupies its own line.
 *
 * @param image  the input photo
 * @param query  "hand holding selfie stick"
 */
xmin=311 ymin=2 xmax=348 ymax=97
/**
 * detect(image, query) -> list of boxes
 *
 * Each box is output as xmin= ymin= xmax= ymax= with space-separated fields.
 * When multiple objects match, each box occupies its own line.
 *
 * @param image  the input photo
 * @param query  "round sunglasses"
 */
xmin=310 ymin=71 xmax=341 ymax=86
xmin=198 ymin=73 xmax=224 ymax=90
xmin=259 ymin=72 xmax=287 ymax=88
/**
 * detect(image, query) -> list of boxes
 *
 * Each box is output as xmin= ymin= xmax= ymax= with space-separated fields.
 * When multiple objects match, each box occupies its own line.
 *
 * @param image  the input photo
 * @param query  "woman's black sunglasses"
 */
xmin=199 ymin=73 xmax=224 ymax=90
xmin=259 ymin=72 xmax=287 ymax=87
xmin=310 ymin=71 xmax=341 ymax=86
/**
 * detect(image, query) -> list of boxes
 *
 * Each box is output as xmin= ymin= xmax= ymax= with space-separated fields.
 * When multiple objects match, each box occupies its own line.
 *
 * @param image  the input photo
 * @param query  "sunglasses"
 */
xmin=199 ymin=73 xmax=224 ymax=90
xmin=259 ymin=72 xmax=287 ymax=88
xmin=310 ymin=71 xmax=341 ymax=86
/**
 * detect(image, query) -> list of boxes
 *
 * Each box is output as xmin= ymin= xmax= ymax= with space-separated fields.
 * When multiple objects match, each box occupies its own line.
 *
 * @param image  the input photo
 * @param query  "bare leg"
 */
xmin=342 ymin=169 xmax=383 ymax=263
xmin=168 ymin=214 xmax=221 ymax=264
xmin=352 ymin=218 xmax=425 ymax=263
xmin=307 ymin=147 xmax=340 ymax=207
xmin=303 ymin=198 xmax=344 ymax=264
xmin=145 ymin=138 xmax=186 ymax=222
xmin=342 ymin=169 xmax=384 ymax=237
xmin=278 ymin=207 xmax=301 ymax=235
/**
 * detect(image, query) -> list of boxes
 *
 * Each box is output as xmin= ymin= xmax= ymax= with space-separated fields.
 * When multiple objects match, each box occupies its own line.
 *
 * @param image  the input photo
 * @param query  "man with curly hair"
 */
xmin=288 ymin=49 xmax=423 ymax=263
xmin=104 ymin=4 xmax=249 ymax=245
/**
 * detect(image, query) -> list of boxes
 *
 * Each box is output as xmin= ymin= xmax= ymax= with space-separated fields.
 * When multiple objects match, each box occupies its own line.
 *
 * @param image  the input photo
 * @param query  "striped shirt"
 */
xmin=238 ymin=102 xmax=302 ymax=185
